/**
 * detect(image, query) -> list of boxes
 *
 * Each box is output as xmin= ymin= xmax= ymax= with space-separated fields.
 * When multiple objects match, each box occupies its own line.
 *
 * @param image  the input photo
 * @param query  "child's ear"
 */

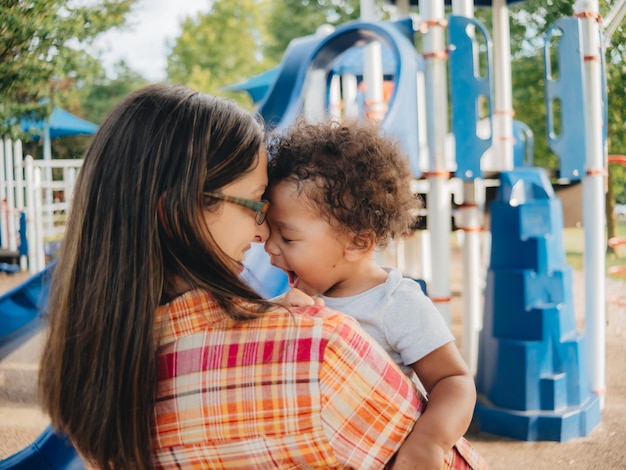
xmin=344 ymin=230 xmax=376 ymax=261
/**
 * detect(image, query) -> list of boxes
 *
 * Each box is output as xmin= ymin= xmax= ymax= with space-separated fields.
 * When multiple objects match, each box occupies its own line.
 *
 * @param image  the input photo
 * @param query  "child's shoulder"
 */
xmin=383 ymin=267 xmax=428 ymax=296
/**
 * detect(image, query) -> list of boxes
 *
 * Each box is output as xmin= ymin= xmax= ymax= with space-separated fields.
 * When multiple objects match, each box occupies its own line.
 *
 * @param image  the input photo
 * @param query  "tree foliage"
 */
xmin=505 ymin=0 xmax=624 ymax=159
xmin=20 ymin=60 xmax=148 ymax=163
xmin=166 ymin=0 xmax=273 ymax=106
xmin=264 ymin=0 xmax=361 ymax=63
xmin=166 ymin=0 xmax=366 ymax=106
xmin=0 ymin=0 xmax=136 ymax=137
xmin=475 ymin=0 xmax=626 ymax=205
xmin=80 ymin=60 xmax=148 ymax=125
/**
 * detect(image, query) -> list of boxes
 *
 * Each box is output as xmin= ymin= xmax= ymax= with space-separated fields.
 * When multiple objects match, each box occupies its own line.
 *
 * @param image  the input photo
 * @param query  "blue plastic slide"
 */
xmin=257 ymin=19 xmax=424 ymax=176
xmin=0 ymin=263 xmax=54 ymax=362
xmin=0 ymin=425 xmax=83 ymax=470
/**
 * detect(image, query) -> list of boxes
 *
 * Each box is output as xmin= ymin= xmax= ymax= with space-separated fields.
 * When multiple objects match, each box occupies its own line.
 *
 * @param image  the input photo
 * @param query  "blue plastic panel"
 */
xmin=544 ymin=18 xmax=586 ymax=181
xmin=258 ymin=20 xmax=424 ymax=177
xmin=475 ymin=169 xmax=600 ymax=442
xmin=448 ymin=15 xmax=493 ymax=180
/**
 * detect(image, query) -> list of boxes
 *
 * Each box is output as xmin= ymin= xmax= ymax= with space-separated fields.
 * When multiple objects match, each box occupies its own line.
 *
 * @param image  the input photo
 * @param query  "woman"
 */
xmin=38 ymin=84 xmax=420 ymax=469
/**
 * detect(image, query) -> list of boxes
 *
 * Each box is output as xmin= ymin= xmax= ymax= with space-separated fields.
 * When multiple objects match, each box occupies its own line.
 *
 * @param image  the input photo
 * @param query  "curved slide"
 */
xmin=0 ymin=261 xmax=85 ymax=470
xmin=258 ymin=18 xmax=423 ymax=176
xmin=0 ymin=263 xmax=54 ymax=362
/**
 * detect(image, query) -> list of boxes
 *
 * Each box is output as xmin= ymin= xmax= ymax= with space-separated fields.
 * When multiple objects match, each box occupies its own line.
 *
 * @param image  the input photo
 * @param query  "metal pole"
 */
xmin=359 ymin=0 xmax=385 ymax=122
xmin=491 ymin=0 xmax=514 ymax=172
xmin=575 ymin=0 xmax=607 ymax=408
xmin=421 ymin=0 xmax=452 ymax=325
xmin=0 ymin=139 xmax=8 ymax=250
xmin=452 ymin=0 xmax=482 ymax=372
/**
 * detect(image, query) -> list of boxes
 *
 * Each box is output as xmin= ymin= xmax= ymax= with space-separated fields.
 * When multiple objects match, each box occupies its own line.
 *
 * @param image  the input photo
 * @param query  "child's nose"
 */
xmin=264 ymin=232 xmax=279 ymax=255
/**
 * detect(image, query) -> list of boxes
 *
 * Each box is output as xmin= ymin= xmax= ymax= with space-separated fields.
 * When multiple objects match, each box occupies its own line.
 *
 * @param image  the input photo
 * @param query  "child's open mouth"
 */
xmin=287 ymin=271 xmax=299 ymax=288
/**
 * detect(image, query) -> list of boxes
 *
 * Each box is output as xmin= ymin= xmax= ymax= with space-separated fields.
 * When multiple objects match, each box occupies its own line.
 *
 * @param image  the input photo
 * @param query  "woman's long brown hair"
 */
xmin=38 ymin=84 xmax=271 ymax=469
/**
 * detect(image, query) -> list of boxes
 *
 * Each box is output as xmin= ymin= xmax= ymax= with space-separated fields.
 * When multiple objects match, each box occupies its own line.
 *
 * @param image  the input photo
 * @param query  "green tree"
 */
xmin=0 ymin=0 xmax=136 ymax=137
xmin=166 ymin=0 xmax=273 ymax=106
xmin=165 ymin=0 xmax=369 ymax=107
xmin=80 ymin=60 xmax=149 ymax=125
xmin=499 ymin=0 xmax=625 ymax=247
xmin=264 ymin=0 xmax=361 ymax=63
xmin=24 ymin=61 xmax=150 ymax=163
xmin=475 ymin=1 xmax=624 ymax=164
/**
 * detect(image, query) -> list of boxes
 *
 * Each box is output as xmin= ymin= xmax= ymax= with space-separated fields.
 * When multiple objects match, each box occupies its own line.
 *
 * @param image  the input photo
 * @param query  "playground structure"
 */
xmin=0 ymin=139 xmax=81 ymax=276
xmin=1 ymin=0 xmax=625 ymax=467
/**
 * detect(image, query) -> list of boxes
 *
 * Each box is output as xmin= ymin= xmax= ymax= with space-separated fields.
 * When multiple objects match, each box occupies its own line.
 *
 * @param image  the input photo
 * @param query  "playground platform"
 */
xmin=0 ymin=244 xmax=625 ymax=469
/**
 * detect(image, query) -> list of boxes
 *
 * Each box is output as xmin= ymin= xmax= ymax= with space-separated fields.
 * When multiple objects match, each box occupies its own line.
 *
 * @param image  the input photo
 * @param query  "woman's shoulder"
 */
xmin=292 ymin=304 xmax=359 ymax=324
xmin=262 ymin=304 xmax=366 ymax=345
xmin=292 ymin=305 xmax=372 ymax=348
xmin=157 ymin=290 xmax=364 ymax=347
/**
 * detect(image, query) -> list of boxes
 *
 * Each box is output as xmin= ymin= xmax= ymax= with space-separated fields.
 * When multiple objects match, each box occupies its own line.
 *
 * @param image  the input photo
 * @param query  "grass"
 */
xmin=563 ymin=221 xmax=626 ymax=279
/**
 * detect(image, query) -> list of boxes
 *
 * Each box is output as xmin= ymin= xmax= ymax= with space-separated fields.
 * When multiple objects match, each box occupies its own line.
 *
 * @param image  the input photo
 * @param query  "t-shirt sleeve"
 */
xmin=318 ymin=312 xmax=420 ymax=469
xmin=383 ymin=281 xmax=455 ymax=366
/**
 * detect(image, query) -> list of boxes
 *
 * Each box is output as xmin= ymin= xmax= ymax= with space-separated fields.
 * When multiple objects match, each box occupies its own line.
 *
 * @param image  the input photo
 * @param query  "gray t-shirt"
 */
xmin=321 ymin=267 xmax=454 ymax=375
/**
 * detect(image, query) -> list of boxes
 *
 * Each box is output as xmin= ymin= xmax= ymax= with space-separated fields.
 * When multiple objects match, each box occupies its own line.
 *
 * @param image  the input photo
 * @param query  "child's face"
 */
xmin=264 ymin=180 xmax=352 ymax=297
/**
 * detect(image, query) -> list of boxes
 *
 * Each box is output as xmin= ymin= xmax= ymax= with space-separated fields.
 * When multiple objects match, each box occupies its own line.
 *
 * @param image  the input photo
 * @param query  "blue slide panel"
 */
xmin=257 ymin=34 xmax=325 ymax=130
xmin=0 ymin=263 xmax=54 ymax=361
xmin=448 ymin=15 xmax=493 ymax=180
xmin=309 ymin=20 xmax=423 ymax=176
xmin=543 ymin=18 xmax=586 ymax=181
xmin=0 ymin=426 xmax=83 ymax=470
xmin=258 ymin=19 xmax=423 ymax=177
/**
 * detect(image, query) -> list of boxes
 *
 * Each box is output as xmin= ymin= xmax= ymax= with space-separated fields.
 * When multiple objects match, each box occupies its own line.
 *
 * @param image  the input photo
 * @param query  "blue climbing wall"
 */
xmin=474 ymin=168 xmax=600 ymax=442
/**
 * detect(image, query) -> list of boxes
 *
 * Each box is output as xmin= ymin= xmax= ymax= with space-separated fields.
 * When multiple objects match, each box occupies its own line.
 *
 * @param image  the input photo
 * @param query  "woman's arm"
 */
xmin=316 ymin=312 xmax=422 ymax=469
xmin=392 ymin=342 xmax=476 ymax=470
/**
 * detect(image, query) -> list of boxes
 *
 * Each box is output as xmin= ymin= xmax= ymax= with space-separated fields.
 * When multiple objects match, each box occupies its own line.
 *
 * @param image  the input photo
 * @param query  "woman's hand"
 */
xmin=273 ymin=288 xmax=325 ymax=307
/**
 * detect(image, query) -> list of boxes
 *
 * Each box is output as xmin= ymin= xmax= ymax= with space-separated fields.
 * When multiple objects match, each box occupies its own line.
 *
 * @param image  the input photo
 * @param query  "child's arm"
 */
xmin=391 ymin=342 xmax=476 ymax=470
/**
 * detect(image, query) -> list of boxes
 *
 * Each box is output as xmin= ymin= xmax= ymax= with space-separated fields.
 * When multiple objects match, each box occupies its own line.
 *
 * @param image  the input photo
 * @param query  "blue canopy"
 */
xmin=223 ymin=68 xmax=281 ymax=104
xmin=20 ymin=106 xmax=98 ymax=140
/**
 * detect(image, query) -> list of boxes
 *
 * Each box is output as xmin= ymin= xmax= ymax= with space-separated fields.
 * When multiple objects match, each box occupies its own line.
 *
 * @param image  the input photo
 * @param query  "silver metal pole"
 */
xmin=575 ymin=0 xmax=607 ymax=409
xmin=421 ymin=0 xmax=452 ymax=325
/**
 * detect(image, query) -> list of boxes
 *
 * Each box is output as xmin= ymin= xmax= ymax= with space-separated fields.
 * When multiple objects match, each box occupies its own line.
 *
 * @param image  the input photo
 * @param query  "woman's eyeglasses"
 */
xmin=204 ymin=192 xmax=270 ymax=225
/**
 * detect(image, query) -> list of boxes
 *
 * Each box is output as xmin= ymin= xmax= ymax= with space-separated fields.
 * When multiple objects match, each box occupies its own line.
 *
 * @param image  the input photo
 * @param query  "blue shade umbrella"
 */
xmin=20 ymin=106 xmax=98 ymax=141
xmin=20 ymin=106 xmax=99 ymax=208
xmin=20 ymin=106 xmax=98 ymax=164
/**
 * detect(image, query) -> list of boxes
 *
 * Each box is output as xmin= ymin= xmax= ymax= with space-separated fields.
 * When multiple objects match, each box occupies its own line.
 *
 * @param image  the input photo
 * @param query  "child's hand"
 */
xmin=274 ymin=288 xmax=325 ymax=307
xmin=390 ymin=433 xmax=445 ymax=470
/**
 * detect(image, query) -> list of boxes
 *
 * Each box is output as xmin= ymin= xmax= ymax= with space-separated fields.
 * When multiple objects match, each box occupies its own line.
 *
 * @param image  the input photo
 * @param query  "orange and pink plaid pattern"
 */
xmin=448 ymin=436 xmax=488 ymax=470
xmin=153 ymin=289 xmax=421 ymax=469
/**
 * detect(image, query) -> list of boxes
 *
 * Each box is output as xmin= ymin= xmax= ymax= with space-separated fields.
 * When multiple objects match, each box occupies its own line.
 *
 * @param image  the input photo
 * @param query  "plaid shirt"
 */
xmin=152 ymin=289 xmax=421 ymax=469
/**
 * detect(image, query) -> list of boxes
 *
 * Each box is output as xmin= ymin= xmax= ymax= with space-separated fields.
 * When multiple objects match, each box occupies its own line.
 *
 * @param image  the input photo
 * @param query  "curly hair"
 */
xmin=267 ymin=118 xmax=421 ymax=248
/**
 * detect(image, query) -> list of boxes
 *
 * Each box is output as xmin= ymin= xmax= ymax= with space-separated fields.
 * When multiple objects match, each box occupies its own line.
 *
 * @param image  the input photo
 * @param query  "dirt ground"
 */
xmin=0 ymin=250 xmax=625 ymax=469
